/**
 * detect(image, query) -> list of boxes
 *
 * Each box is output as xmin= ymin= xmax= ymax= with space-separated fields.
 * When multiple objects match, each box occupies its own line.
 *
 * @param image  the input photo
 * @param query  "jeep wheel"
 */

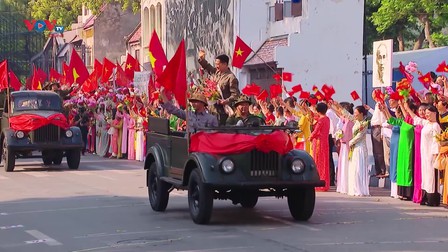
xmin=287 ymin=188 xmax=316 ymax=221
xmin=52 ymin=152 xmax=63 ymax=165
xmin=240 ymin=191 xmax=259 ymax=208
xmin=42 ymin=151 xmax=52 ymax=165
xmin=3 ymin=139 xmax=15 ymax=172
xmin=147 ymin=162 xmax=170 ymax=211
xmin=188 ymin=169 xmax=213 ymax=224
xmin=66 ymin=150 xmax=81 ymax=170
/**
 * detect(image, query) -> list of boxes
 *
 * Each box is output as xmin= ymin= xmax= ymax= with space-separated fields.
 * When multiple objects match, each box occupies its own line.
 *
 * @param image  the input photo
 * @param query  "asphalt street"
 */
xmin=0 ymin=154 xmax=447 ymax=252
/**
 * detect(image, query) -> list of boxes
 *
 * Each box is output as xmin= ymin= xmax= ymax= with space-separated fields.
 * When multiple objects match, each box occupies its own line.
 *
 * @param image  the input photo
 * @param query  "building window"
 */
xmin=292 ymin=1 xmax=302 ymax=17
xmin=275 ymin=2 xmax=283 ymax=21
xmin=150 ymin=5 xmax=156 ymax=35
xmin=143 ymin=7 xmax=149 ymax=46
xmin=270 ymin=0 xmax=302 ymax=22
xmin=283 ymin=1 xmax=292 ymax=18
xmin=85 ymin=46 xmax=92 ymax=67
xmin=156 ymin=3 xmax=162 ymax=38
xmin=135 ymin=49 xmax=140 ymax=63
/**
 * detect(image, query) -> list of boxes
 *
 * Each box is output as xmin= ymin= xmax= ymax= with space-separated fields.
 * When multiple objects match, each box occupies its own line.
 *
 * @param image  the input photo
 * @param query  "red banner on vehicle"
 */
xmin=189 ymin=130 xmax=293 ymax=155
xmin=9 ymin=113 xmax=69 ymax=131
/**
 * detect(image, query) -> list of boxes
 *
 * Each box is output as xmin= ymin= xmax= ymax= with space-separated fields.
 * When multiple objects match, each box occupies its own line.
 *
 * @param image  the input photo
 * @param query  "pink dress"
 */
xmin=127 ymin=117 xmax=136 ymax=160
xmin=412 ymin=125 xmax=423 ymax=203
xmin=310 ymin=116 xmax=331 ymax=191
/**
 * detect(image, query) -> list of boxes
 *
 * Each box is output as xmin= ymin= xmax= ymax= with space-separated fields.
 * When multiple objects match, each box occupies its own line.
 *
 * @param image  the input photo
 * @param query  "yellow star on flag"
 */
xmin=149 ymin=52 xmax=157 ymax=68
xmin=126 ymin=63 xmax=132 ymax=70
xmin=424 ymin=77 xmax=429 ymax=82
xmin=236 ymin=47 xmax=244 ymax=57
xmin=445 ymin=67 xmax=448 ymax=71
xmin=37 ymin=81 xmax=42 ymax=90
xmin=73 ymin=68 xmax=79 ymax=83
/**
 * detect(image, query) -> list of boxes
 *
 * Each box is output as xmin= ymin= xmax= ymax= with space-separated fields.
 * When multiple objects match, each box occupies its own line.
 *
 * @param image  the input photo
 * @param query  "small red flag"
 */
xmin=373 ymin=89 xmax=384 ymax=103
xmin=270 ymin=84 xmax=282 ymax=98
xmin=350 ymin=90 xmax=360 ymax=101
xmin=299 ymin=91 xmax=310 ymax=99
xmin=0 ymin=60 xmax=8 ymax=90
xmin=291 ymin=84 xmax=302 ymax=93
xmin=282 ymin=72 xmax=292 ymax=82
xmin=315 ymin=91 xmax=325 ymax=101
xmin=242 ymin=83 xmax=261 ymax=96
xmin=418 ymin=72 xmax=432 ymax=90
xmin=389 ymin=91 xmax=403 ymax=101
xmin=8 ymin=71 xmax=21 ymax=91
xmin=321 ymin=84 xmax=335 ymax=97
xmin=31 ymin=66 xmax=46 ymax=90
xmin=312 ymin=85 xmax=319 ymax=92
xmin=232 ymin=36 xmax=252 ymax=69
xmin=256 ymin=89 xmax=268 ymax=101
xmin=124 ymin=53 xmax=140 ymax=80
xmin=102 ymin=58 xmax=116 ymax=84
xmin=49 ymin=68 xmax=62 ymax=82
xmin=94 ymin=59 xmax=103 ymax=79
xmin=273 ymin=74 xmax=281 ymax=82
xmin=81 ymin=70 xmax=98 ymax=93
xmin=399 ymin=61 xmax=414 ymax=81
xmin=116 ymin=63 xmax=131 ymax=87
xmin=436 ymin=61 xmax=448 ymax=73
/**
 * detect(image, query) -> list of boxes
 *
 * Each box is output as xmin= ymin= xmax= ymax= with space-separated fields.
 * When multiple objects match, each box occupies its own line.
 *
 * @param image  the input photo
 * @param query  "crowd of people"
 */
xmin=43 ymin=51 xmax=448 ymax=208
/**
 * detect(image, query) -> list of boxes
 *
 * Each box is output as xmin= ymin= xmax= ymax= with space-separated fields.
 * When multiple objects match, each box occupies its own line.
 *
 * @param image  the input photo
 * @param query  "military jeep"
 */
xmin=144 ymin=117 xmax=324 ymax=224
xmin=0 ymin=91 xmax=84 ymax=172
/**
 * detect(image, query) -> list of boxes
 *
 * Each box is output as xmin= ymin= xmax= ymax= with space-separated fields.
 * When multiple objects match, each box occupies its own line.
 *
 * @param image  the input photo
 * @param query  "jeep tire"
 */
xmin=42 ymin=151 xmax=52 ymax=165
xmin=3 ymin=138 xmax=15 ymax=172
xmin=188 ymin=169 xmax=213 ymax=224
xmin=287 ymin=187 xmax=315 ymax=221
xmin=240 ymin=191 xmax=259 ymax=208
xmin=147 ymin=162 xmax=170 ymax=211
xmin=66 ymin=150 xmax=81 ymax=170
xmin=52 ymin=151 xmax=63 ymax=165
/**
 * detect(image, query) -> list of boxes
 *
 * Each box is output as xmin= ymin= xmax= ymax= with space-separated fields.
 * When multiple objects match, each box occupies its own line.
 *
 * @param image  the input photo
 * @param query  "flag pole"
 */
xmin=251 ymin=51 xmax=288 ymax=94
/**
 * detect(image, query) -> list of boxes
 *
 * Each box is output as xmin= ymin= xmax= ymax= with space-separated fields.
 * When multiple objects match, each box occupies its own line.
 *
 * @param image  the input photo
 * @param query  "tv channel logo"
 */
xmin=23 ymin=20 xmax=65 ymax=34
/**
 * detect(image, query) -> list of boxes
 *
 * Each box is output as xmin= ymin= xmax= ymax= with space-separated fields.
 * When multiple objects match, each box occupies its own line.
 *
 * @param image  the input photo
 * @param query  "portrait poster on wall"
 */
xmin=372 ymin=39 xmax=393 ymax=88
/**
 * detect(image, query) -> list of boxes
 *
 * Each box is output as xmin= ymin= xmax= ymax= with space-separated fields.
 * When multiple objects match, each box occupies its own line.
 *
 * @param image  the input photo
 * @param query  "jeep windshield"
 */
xmin=11 ymin=92 xmax=62 ymax=112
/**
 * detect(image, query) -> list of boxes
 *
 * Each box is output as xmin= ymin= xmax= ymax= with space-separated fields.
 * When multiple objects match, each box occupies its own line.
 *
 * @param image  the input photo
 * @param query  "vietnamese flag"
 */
xmin=49 ymin=68 xmax=62 ymax=82
xmin=94 ymin=59 xmax=103 ymax=79
xmin=124 ymin=53 xmax=140 ymax=80
xmin=315 ymin=90 xmax=325 ymax=101
xmin=242 ymin=83 xmax=261 ymax=96
xmin=149 ymin=30 xmax=168 ymax=77
xmin=116 ymin=63 xmax=131 ymax=87
xmin=0 ymin=60 xmax=7 ymax=90
xmin=81 ymin=70 xmax=98 ymax=93
xmin=256 ymin=89 xmax=268 ymax=101
xmin=299 ymin=91 xmax=310 ymax=99
xmin=269 ymin=84 xmax=282 ymax=98
xmin=350 ymin=90 xmax=360 ymax=101
xmin=61 ymin=61 xmax=70 ymax=85
xmin=273 ymin=73 xmax=281 ymax=82
xmin=69 ymin=48 xmax=89 ymax=85
xmin=31 ymin=66 xmax=47 ymax=90
xmin=232 ymin=36 xmax=252 ymax=69
xmin=398 ymin=61 xmax=414 ymax=81
xmin=101 ymin=58 xmax=116 ymax=84
xmin=418 ymin=72 xmax=432 ymax=90
xmin=436 ymin=61 xmax=448 ymax=73
xmin=291 ymin=84 xmax=302 ymax=93
xmin=8 ymin=71 xmax=21 ymax=91
xmin=282 ymin=72 xmax=292 ymax=82
xmin=156 ymin=40 xmax=187 ymax=108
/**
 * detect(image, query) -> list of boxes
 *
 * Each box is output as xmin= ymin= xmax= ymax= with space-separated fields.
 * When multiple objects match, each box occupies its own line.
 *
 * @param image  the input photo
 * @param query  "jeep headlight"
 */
xmin=221 ymin=159 xmax=235 ymax=173
xmin=291 ymin=159 xmax=305 ymax=174
xmin=65 ymin=130 xmax=73 ymax=138
xmin=15 ymin=131 xmax=25 ymax=139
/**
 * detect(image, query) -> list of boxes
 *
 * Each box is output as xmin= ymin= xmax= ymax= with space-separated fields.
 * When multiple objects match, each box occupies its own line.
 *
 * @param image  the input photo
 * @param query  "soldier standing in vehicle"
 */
xmin=160 ymin=91 xmax=218 ymax=133
xmin=43 ymin=81 xmax=75 ymax=100
xmin=226 ymin=95 xmax=265 ymax=126
xmin=198 ymin=50 xmax=240 ymax=125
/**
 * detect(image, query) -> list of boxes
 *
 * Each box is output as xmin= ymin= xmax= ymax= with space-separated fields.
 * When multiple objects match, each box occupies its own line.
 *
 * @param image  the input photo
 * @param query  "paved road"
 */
xmin=0 ymin=154 xmax=447 ymax=252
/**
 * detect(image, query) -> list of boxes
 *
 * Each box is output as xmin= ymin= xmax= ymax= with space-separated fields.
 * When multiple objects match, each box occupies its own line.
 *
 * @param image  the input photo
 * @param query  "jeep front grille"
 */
xmin=250 ymin=150 xmax=279 ymax=177
xmin=33 ymin=125 xmax=60 ymax=143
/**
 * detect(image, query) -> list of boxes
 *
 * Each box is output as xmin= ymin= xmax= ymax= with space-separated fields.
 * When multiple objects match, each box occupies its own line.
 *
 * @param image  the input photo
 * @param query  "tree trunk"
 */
xmin=419 ymin=14 xmax=436 ymax=48
xmin=413 ymin=28 xmax=425 ymax=50
xmin=397 ymin=30 xmax=405 ymax=51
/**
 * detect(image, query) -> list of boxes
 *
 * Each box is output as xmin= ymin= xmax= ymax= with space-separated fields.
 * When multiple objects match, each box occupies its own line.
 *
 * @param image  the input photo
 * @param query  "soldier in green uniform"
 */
xmin=226 ymin=95 xmax=265 ymax=126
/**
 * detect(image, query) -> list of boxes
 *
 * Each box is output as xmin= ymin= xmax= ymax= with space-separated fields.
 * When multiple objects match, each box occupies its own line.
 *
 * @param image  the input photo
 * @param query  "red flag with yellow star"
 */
xmin=436 ymin=61 xmax=448 ymax=73
xmin=8 ymin=71 xmax=22 ymax=91
xmin=68 ymin=48 xmax=89 ymax=85
xmin=116 ymin=62 xmax=131 ymax=88
xmin=232 ymin=36 xmax=252 ymax=69
xmin=124 ymin=53 xmax=140 ymax=81
xmin=31 ymin=66 xmax=47 ymax=90
xmin=101 ymin=58 xmax=116 ymax=84
xmin=94 ymin=59 xmax=103 ymax=79
xmin=418 ymin=72 xmax=432 ymax=90
xmin=149 ymin=30 xmax=168 ymax=77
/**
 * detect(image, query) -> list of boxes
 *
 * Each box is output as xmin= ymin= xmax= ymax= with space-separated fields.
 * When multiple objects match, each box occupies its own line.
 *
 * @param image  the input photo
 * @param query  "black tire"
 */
xmin=240 ymin=191 xmax=259 ymax=208
xmin=188 ymin=169 xmax=213 ymax=224
xmin=287 ymin=187 xmax=316 ymax=221
xmin=3 ymin=138 xmax=15 ymax=172
xmin=42 ymin=156 xmax=52 ymax=165
xmin=147 ymin=162 xmax=170 ymax=211
xmin=52 ymin=152 xmax=63 ymax=165
xmin=66 ymin=150 xmax=81 ymax=170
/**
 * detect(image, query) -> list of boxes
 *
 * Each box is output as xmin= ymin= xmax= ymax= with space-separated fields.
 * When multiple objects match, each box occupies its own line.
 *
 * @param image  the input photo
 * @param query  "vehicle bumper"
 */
xmin=205 ymin=180 xmax=326 ymax=189
xmin=7 ymin=143 xmax=83 ymax=151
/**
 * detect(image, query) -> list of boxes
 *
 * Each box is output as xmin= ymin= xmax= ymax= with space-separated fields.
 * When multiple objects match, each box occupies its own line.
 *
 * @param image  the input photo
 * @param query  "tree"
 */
xmin=370 ymin=0 xmax=448 ymax=51
xmin=29 ymin=0 xmax=141 ymax=30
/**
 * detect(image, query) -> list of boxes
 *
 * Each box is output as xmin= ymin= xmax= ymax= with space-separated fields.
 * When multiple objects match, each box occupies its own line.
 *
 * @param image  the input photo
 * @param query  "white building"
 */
xmin=140 ymin=0 xmax=365 ymax=102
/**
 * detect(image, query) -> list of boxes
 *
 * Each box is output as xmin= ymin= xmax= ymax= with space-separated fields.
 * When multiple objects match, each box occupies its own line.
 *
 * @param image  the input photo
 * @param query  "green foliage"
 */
xmin=368 ymin=0 xmax=448 ymax=51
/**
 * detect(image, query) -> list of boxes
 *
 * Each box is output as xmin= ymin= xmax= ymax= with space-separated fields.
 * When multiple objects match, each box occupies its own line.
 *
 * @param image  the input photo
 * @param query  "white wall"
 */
xmin=275 ymin=0 xmax=364 ymax=103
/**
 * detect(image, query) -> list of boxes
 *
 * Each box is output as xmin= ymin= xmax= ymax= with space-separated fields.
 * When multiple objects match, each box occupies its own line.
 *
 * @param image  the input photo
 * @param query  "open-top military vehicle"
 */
xmin=144 ymin=117 xmax=324 ymax=224
xmin=1 ymin=91 xmax=84 ymax=172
